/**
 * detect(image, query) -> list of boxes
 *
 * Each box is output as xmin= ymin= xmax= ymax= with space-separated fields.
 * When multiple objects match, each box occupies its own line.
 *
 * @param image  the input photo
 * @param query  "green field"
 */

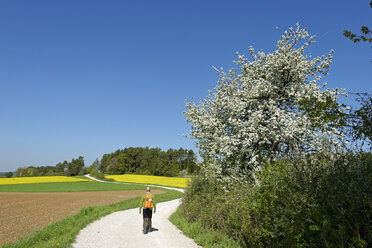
xmin=1 ymin=179 xmax=183 ymax=248
xmin=2 ymin=188 xmax=183 ymax=248
xmin=0 ymin=181 xmax=156 ymax=192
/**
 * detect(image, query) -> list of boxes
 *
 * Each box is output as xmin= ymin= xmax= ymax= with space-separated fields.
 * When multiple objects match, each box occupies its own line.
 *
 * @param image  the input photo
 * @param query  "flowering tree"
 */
xmin=185 ymin=24 xmax=346 ymax=182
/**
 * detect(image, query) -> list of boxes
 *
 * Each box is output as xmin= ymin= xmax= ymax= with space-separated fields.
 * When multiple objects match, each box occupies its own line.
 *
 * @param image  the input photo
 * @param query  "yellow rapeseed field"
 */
xmin=106 ymin=174 xmax=191 ymax=188
xmin=0 ymin=176 xmax=90 ymax=185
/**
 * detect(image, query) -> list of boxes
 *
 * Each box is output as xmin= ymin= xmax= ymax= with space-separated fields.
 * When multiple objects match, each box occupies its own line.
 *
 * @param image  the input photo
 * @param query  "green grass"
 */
xmin=0 ymin=181 xmax=152 ymax=192
xmin=2 ymin=188 xmax=183 ymax=248
xmin=169 ymin=208 xmax=241 ymax=248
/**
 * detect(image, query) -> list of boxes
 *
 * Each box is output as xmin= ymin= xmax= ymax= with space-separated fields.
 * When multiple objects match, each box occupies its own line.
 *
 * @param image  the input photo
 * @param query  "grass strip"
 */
xmin=2 ymin=189 xmax=183 ymax=248
xmin=169 ymin=208 xmax=241 ymax=248
xmin=0 ymin=181 xmax=148 ymax=192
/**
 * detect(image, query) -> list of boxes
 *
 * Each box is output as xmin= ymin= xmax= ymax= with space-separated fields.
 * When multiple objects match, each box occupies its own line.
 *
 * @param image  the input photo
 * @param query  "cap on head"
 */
xmin=146 ymin=187 xmax=151 ymax=192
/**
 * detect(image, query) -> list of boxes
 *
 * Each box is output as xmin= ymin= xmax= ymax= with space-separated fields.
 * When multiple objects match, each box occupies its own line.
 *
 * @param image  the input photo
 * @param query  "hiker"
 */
xmin=139 ymin=186 xmax=156 ymax=234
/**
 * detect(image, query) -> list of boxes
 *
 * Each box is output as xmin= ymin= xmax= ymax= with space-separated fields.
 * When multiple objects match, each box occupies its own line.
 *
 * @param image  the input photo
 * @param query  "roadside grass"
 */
xmin=169 ymin=208 xmax=241 ymax=248
xmin=2 ymin=188 xmax=183 ymax=248
xmin=0 ymin=181 xmax=152 ymax=192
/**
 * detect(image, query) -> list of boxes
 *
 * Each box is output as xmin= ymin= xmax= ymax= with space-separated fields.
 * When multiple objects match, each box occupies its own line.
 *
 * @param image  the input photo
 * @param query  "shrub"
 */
xmin=181 ymin=175 xmax=224 ymax=223
xmin=3 ymin=172 xmax=13 ymax=178
xmin=89 ymin=169 xmax=115 ymax=182
xmin=180 ymin=152 xmax=372 ymax=247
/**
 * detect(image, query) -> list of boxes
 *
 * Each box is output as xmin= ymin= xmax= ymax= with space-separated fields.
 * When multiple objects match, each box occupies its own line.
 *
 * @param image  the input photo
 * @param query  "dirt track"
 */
xmin=0 ymin=190 xmax=164 ymax=246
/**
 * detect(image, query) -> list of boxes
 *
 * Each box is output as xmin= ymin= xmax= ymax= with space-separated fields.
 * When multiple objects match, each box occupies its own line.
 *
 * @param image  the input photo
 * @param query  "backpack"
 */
xmin=144 ymin=194 xmax=153 ymax=208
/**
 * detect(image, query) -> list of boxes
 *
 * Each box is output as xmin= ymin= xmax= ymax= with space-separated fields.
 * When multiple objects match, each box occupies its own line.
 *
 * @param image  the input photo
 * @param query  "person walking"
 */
xmin=139 ymin=186 xmax=156 ymax=234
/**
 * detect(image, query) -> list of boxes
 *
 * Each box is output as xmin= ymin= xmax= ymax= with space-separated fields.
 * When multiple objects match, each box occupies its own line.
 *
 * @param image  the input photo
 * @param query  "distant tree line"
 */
xmin=10 ymin=147 xmax=198 ymax=178
xmin=15 ymin=156 xmax=86 ymax=177
xmin=0 ymin=172 xmax=14 ymax=178
xmin=99 ymin=147 xmax=198 ymax=176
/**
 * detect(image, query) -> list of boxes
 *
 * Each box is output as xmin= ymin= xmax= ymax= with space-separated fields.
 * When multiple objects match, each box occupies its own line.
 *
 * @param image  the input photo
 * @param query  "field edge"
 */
xmin=2 ymin=188 xmax=183 ymax=248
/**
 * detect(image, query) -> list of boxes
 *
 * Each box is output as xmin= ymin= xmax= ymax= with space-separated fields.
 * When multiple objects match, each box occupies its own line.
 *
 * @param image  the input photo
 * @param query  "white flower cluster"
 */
xmin=185 ymin=24 xmax=346 ymax=183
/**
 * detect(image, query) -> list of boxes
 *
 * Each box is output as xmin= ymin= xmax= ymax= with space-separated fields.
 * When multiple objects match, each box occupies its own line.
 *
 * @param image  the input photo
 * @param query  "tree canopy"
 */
xmin=13 ymin=147 xmax=198 ymax=178
xmin=98 ymin=147 xmax=197 ymax=176
xmin=185 ymin=23 xmax=346 ymax=183
xmin=16 ymin=156 xmax=87 ymax=177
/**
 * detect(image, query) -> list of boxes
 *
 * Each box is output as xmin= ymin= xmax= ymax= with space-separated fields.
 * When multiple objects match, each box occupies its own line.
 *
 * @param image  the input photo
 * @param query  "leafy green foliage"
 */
xmin=344 ymin=93 xmax=372 ymax=147
xmin=0 ymin=172 xmax=13 ymax=178
xmin=343 ymin=1 xmax=372 ymax=44
xmin=88 ymin=168 xmax=115 ymax=181
xmin=15 ymin=156 xmax=87 ymax=177
xmin=88 ymin=158 xmax=100 ymax=172
xmin=99 ymin=147 xmax=198 ymax=176
xmin=170 ymin=208 xmax=241 ymax=248
xmin=13 ymin=147 xmax=198 ymax=179
xmin=66 ymin=156 xmax=85 ymax=176
xmin=181 ymin=152 xmax=372 ymax=247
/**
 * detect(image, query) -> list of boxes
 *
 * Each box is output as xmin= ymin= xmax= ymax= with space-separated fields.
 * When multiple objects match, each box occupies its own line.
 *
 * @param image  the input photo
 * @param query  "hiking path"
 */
xmin=71 ymin=175 xmax=199 ymax=248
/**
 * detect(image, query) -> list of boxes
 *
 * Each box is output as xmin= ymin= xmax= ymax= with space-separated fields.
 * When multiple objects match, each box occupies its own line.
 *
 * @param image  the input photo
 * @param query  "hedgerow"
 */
xmin=180 ymin=152 xmax=372 ymax=248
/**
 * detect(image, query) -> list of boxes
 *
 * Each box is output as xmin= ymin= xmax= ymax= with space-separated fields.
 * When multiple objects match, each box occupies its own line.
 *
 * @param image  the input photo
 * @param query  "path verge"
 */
xmin=2 ymin=181 xmax=182 ymax=248
xmin=72 ymin=199 xmax=199 ymax=248
xmin=71 ymin=175 xmax=199 ymax=248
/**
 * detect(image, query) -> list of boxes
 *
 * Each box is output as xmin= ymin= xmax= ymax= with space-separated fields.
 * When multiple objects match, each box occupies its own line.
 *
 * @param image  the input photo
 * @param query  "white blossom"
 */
xmin=184 ymin=24 xmax=346 ymax=183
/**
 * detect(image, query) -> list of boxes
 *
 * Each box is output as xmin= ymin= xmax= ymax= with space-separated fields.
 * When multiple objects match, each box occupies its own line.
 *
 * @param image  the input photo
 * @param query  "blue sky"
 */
xmin=0 ymin=0 xmax=371 ymax=171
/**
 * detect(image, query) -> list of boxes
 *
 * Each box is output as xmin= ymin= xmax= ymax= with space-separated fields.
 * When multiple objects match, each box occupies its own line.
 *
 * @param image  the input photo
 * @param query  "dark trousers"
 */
xmin=142 ymin=208 xmax=153 ymax=233
xmin=142 ymin=208 xmax=152 ymax=219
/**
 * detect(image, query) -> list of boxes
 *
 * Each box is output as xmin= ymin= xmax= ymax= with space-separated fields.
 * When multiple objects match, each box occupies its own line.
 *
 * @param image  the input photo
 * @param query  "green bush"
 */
xmin=89 ymin=169 xmax=115 ymax=182
xmin=306 ymin=153 xmax=372 ymax=248
xmin=170 ymin=207 xmax=241 ymax=248
xmin=180 ymin=152 xmax=372 ymax=247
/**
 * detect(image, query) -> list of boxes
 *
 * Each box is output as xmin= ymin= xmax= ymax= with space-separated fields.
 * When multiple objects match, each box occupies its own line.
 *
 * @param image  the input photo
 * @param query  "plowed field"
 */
xmin=0 ymin=190 xmax=164 ymax=246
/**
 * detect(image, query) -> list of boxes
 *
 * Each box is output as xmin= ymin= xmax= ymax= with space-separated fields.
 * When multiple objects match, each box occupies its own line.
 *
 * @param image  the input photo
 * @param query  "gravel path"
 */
xmin=72 ymin=176 xmax=200 ymax=248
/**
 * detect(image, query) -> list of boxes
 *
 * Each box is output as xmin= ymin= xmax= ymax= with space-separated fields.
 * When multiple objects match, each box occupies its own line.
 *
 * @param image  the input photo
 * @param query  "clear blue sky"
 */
xmin=0 ymin=0 xmax=371 ymax=171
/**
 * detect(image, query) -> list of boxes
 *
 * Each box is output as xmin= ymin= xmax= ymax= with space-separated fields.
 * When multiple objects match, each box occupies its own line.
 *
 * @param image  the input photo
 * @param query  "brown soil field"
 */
xmin=0 ymin=190 xmax=164 ymax=246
